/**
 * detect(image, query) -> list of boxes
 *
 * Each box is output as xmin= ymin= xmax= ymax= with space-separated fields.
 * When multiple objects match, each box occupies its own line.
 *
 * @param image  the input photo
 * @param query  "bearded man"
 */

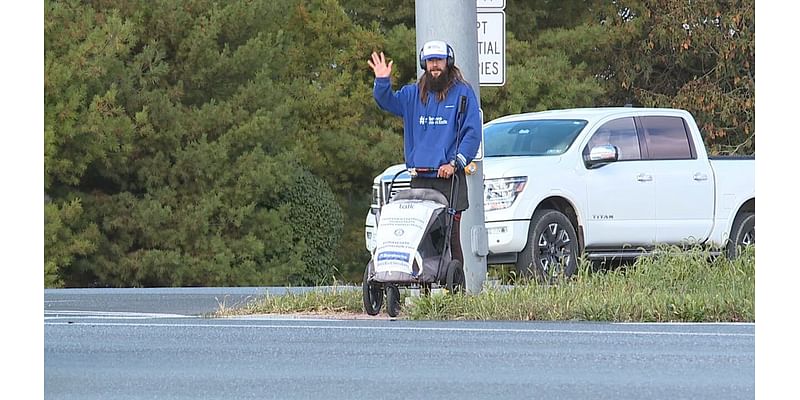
xmin=368 ymin=40 xmax=482 ymax=270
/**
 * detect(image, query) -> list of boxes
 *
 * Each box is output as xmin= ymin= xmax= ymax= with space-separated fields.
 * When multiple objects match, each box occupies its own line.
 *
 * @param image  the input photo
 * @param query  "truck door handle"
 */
xmin=693 ymin=173 xmax=708 ymax=181
xmin=636 ymin=174 xmax=653 ymax=182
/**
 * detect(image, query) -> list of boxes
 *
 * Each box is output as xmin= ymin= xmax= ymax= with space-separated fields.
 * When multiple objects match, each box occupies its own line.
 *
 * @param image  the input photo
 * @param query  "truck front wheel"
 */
xmin=516 ymin=209 xmax=579 ymax=283
xmin=726 ymin=212 xmax=755 ymax=259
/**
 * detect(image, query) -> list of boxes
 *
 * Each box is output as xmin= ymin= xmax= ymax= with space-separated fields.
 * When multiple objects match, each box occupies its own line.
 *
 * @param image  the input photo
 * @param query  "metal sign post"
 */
xmin=415 ymin=0 xmax=488 ymax=294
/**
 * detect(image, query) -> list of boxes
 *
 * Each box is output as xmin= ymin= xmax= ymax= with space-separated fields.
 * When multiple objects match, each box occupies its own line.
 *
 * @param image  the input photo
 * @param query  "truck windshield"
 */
xmin=483 ymin=119 xmax=588 ymax=157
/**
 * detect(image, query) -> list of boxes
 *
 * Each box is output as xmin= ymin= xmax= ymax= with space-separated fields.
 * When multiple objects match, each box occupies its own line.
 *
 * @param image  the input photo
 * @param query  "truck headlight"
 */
xmin=372 ymin=185 xmax=380 ymax=207
xmin=484 ymin=177 xmax=527 ymax=211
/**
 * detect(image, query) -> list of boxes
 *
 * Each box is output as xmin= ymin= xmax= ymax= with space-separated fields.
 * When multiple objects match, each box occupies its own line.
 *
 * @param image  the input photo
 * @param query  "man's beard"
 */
xmin=428 ymin=69 xmax=450 ymax=93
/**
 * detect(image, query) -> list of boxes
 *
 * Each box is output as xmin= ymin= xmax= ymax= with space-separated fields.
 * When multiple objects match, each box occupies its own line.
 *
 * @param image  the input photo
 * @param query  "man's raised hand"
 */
xmin=368 ymin=51 xmax=393 ymax=78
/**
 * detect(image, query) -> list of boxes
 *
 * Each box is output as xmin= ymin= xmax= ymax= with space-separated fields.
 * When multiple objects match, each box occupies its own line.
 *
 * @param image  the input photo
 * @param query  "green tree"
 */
xmin=590 ymin=0 xmax=755 ymax=154
xmin=45 ymin=0 xmax=346 ymax=287
xmin=44 ymin=0 xmax=754 ymax=287
xmin=44 ymin=198 xmax=101 ymax=287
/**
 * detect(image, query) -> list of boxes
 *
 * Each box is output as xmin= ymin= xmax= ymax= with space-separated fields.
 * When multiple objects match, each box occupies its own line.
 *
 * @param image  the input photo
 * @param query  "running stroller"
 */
xmin=362 ymin=168 xmax=466 ymax=317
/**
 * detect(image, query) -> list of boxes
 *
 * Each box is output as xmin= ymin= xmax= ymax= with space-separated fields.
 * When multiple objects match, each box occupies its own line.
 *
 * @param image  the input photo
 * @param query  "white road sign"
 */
xmin=477 ymin=0 xmax=505 ymax=9
xmin=477 ymin=11 xmax=505 ymax=86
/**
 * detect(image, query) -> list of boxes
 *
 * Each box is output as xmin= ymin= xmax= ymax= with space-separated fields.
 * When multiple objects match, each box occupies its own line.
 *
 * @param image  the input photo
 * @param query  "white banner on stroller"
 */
xmin=373 ymin=200 xmax=442 ymax=275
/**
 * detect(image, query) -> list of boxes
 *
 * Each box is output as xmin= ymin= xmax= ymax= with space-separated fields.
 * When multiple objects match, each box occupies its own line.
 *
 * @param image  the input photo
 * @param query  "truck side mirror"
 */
xmin=584 ymin=144 xmax=619 ymax=169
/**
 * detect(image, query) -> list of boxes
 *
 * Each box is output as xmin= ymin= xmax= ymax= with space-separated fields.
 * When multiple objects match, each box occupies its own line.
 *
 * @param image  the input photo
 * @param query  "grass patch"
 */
xmin=220 ymin=246 xmax=754 ymax=322
xmin=217 ymin=284 xmax=364 ymax=317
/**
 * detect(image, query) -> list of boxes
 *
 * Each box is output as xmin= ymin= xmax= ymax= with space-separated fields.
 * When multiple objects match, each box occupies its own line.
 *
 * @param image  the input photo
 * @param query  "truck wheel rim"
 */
xmin=536 ymin=222 xmax=573 ymax=280
xmin=741 ymin=227 xmax=754 ymax=246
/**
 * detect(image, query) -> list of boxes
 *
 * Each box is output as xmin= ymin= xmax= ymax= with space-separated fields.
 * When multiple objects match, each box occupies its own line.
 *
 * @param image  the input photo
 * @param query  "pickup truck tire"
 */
xmin=516 ymin=209 xmax=579 ymax=283
xmin=726 ymin=212 xmax=755 ymax=259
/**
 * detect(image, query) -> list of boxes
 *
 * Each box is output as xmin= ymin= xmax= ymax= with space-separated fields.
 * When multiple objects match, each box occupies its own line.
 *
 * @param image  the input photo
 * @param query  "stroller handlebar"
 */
xmin=409 ymin=167 xmax=436 ymax=175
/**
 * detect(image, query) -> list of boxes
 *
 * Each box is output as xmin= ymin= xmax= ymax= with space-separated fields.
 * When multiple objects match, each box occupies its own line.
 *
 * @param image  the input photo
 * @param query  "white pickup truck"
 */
xmin=365 ymin=107 xmax=755 ymax=281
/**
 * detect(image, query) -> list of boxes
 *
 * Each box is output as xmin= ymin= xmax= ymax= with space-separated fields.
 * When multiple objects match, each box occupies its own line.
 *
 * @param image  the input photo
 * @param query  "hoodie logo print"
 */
xmin=418 ymin=116 xmax=449 ymax=126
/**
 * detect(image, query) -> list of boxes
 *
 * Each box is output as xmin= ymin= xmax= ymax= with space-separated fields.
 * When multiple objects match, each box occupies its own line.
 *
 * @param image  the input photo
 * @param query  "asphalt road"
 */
xmin=44 ymin=287 xmax=322 ymax=316
xmin=44 ymin=288 xmax=755 ymax=400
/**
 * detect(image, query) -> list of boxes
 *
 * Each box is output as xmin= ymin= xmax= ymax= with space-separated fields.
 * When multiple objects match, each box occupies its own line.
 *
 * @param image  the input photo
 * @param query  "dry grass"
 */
xmin=218 ymin=246 xmax=755 ymax=322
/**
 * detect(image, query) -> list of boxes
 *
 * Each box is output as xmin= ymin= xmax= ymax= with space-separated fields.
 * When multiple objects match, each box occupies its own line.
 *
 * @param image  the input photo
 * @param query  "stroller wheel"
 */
xmin=362 ymin=263 xmax=383 ymax=315
xmin=446 ymin=260 xmax=465 ymax=294
xmin=385 ymin=285 xmax=401 ymax=317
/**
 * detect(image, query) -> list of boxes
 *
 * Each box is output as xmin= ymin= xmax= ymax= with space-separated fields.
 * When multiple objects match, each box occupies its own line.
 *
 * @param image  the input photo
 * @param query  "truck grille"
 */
xmin=382 ymin=179 xmax=411 ymax=205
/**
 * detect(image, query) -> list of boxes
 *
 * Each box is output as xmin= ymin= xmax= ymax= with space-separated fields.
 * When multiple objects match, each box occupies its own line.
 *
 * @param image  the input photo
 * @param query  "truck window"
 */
xmin=483 ymin=119 xmax=587 ymax=157
xmin=640 ymin=116 xmax=694 ymax=159
xmin=583 ymin=117 xmax=641 ymax=160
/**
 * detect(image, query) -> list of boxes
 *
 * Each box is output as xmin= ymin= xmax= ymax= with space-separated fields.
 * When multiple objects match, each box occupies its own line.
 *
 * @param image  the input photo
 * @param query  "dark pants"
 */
xmin=411 ymin=173 xmax=467 ymax=265
xmin=451 ymin=212 xmax=463 ymax=265
xmin=410 ymin=169 xmax=469 ymax=212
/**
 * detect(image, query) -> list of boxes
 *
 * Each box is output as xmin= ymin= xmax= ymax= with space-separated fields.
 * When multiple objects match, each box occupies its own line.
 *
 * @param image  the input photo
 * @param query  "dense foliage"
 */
xmin=45 ymin=0 xmax=754 ymax=287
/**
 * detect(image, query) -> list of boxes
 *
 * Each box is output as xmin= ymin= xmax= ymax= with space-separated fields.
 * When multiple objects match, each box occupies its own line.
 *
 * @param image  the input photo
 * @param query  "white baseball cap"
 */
xmin=420 ymin=40 xmax=449 ymax=61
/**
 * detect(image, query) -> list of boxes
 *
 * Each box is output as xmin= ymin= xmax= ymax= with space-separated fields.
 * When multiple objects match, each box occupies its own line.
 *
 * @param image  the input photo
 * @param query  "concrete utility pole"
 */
xmin=416 ymin=0 xmax=488 ymax=294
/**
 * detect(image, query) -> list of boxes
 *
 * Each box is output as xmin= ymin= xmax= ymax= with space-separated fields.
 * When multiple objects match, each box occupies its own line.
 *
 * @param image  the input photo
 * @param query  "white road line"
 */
xmin=616 ymin=321 xmax=755 ymax=326
xmin=44 ymin=310 xmax=195 ymax=320
xmin=43 ymin=321 xmax=754 ymax=337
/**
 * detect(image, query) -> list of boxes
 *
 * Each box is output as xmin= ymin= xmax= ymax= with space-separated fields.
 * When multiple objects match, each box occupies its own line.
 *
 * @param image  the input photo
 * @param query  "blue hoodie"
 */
xmin=373 ymin=76 xmax=482 ymax=178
